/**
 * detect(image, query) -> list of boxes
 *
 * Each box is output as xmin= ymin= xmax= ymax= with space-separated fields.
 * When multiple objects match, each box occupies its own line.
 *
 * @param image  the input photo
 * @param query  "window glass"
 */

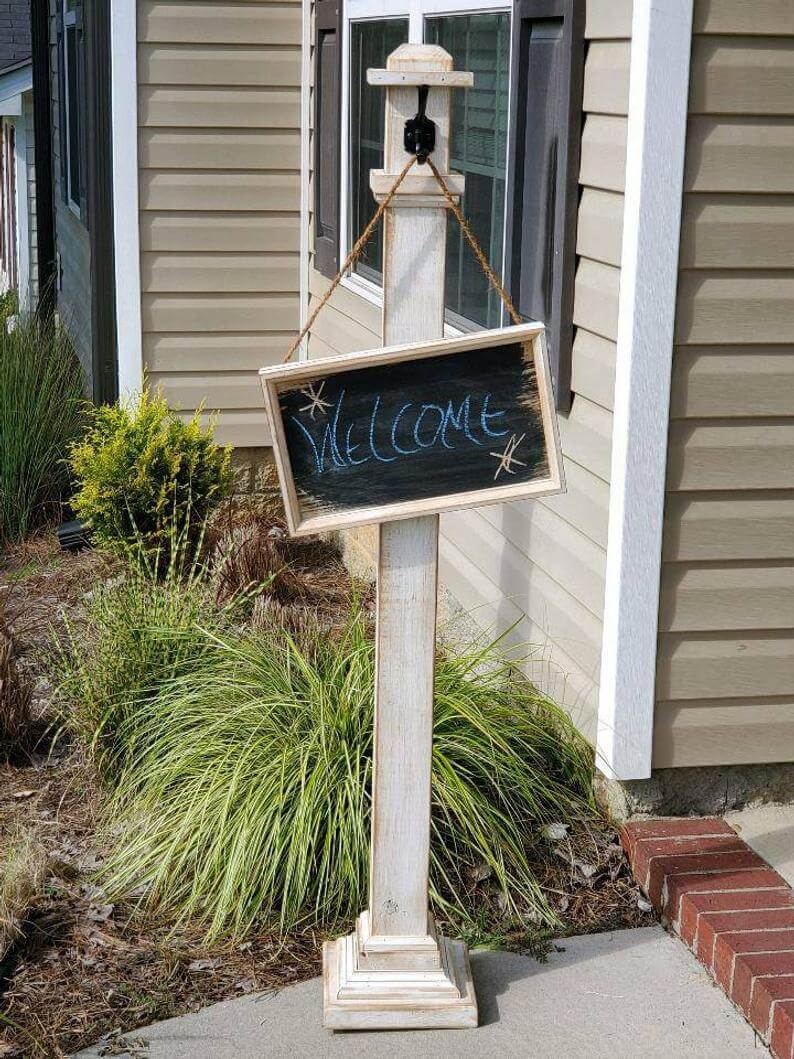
xmin=349 ymin=18 xmax=409 ymax=281
xmin=425 ymin=12 xmax=510 ymax=328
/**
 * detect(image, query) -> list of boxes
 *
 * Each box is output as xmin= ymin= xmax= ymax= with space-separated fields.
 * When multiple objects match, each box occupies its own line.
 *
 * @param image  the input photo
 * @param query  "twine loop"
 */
xmin=283 ymin=155 xmax=522 ymax=363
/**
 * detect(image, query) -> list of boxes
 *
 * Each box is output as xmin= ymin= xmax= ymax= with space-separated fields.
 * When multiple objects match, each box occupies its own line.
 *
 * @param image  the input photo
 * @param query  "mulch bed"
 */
xmin=0 ymin=511 xmax=654 ymax=1057
xmin=0 ymin=756 xmax=322 ymax=1059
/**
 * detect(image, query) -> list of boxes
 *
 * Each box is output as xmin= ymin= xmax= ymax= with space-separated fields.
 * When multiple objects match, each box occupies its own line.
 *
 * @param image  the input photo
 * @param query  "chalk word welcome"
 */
xmin=293 ymin=389 xmax=509 ymax=474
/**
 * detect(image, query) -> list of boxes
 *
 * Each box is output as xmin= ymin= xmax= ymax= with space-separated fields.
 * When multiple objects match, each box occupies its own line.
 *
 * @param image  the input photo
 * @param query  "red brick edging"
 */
xmin=621 ymin=817 xmax=794 ymax=1059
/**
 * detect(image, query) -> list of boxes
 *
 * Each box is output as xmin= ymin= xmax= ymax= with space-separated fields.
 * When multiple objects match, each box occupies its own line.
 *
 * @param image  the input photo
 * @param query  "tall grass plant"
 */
xmin=54 ymin=532 xmax=252 ymax=777
xmin=0 ymin=315 xmax=84 ymax=544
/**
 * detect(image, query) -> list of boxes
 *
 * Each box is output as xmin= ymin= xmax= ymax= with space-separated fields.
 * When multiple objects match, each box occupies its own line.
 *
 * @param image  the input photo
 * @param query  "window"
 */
xmin=59 ymin=0 xmax=85 ymax=217
xmin=426 ymin=12 xmax=509 ymax=328
xmin=341 ymin=0 xmax=510 ymax=329
xmin=313 ymin=0 xmax=584 ymax=403
xmin=0 ymin=121 xmax=18 ymax=290
xmin=349 ymin=18 xmax=409 ymax=282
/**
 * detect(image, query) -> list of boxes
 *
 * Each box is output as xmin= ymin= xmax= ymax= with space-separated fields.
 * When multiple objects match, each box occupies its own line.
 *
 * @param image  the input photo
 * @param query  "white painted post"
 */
xmin=322 ymin=44 xmax=477 ymax=1030
xmin=370 ymin=43 xmax=450 ymax=947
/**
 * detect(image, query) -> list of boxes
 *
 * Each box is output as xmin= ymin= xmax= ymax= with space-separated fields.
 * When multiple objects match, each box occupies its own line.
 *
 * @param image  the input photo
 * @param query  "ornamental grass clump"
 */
xmin=0 ymin=830 xmax=49 ymax=960
xmin=99 ymin=611 xmax=594 ymax=941
xmin=54 ymin=539 xmax=237 ymax=778
xmin=69 ymin=389 xmax=233 ymax=570
xmin=0 ymin=596 xmax=35 ymax=763
xmin=0 ymin=315 xmax=84 ymax=545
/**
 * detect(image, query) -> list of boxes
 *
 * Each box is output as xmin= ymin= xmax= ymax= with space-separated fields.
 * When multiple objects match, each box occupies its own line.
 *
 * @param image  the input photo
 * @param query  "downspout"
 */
xmin=84 ymin=0 xmax=118 ymax=403
xmin=30 ymin=0 xmax=55 ymax=316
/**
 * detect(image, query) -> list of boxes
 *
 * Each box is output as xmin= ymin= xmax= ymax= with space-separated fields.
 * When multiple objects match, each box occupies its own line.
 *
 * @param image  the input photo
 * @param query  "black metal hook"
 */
xmin=403 ymin=84 xmax=436 ymax=164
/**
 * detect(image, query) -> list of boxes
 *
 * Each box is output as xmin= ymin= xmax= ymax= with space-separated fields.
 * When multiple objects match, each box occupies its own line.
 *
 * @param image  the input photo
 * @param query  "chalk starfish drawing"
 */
xmin=299 ymin=381 xmax=333 ymax=418
xmin=489 ymin=433 xmax=526 ymax=480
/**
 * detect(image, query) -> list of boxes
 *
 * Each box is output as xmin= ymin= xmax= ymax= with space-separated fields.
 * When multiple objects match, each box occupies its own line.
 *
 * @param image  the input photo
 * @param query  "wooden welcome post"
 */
xmin=323 ymin=43 xmax=478 ymax=1029
xmin=262 ymin=38 xmax=562 ymax=1031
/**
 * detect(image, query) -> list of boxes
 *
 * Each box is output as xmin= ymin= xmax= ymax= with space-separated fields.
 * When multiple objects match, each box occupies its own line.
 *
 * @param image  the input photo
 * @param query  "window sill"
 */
xmin=341 ymin=271 xmax=382 ymax=309
xmin=340 ymin=271 xmax=467 ymax=339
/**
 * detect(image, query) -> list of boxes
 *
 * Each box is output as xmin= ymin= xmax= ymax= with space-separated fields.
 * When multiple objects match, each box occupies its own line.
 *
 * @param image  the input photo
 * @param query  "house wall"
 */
xmin=305 ymin=0 xmax=631 ymax=737
xmin=47 ymin=0 xmax=92 ymax=385
xmin=23 ymin=90 xmax=37 ymax=306
xmin=654 ymin=0 xmax=794 ymax=768
xmin=137 ymin=0 xmax=302 ymax=447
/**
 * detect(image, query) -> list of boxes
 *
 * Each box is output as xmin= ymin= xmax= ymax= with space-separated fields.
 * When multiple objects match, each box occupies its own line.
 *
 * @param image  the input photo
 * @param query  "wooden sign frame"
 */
xmin=260 ymin=322 xmax=564 ymax=537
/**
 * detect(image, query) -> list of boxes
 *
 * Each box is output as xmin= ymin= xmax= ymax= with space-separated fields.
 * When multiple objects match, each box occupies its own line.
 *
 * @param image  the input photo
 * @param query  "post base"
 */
xmin=323 ymin=927 xmax=477 ymax=1031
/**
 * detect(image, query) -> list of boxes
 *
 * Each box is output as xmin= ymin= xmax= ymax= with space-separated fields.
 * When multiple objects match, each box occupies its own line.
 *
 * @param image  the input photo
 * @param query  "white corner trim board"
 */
xmin=597 ymin=0 xmax=693 ymax=781
xmin=110 ymin=0 xmax=143 ymax=399
xmin=299 ymin=0 xmax=311 ymax=354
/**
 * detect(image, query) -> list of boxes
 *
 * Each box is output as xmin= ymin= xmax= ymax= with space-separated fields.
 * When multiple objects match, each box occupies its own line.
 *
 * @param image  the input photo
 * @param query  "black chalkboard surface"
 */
xmin=260 ymin=324 xmax=564 ymax=536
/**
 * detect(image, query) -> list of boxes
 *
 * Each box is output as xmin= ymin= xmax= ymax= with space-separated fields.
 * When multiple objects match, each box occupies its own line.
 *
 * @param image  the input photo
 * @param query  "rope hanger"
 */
xmin=283 ymin=101 xmax=523 ymax=365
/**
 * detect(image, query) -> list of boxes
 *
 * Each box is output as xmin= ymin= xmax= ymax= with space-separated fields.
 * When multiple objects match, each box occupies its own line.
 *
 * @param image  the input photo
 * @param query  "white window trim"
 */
xmin=597 ymin=0 xmax=693 ymax=781
xmin=62 ymin=0 xmax=81 ymax=218
xmin=110 ymin=0 xmax=143 ymax=398
xmin=339 ymin=0 xmax=511 ymax=325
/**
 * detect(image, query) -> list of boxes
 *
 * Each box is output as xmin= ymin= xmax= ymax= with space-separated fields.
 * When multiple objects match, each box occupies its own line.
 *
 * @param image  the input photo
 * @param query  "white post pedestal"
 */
xmin=323 ymin=43 xmax=477 ymax=1031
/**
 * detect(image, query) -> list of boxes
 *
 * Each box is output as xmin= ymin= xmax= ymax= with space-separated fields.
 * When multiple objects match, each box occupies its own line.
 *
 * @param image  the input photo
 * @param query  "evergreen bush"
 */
xmin=69 ymin=389 xmax=233 ymax=567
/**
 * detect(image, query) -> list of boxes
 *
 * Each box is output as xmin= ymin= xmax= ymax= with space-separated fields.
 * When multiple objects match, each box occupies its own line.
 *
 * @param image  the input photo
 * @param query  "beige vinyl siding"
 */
xmin=138 ymin=0 xmax=302 ymax=447
xmin=305 ymin=0 xmax=629 ymax=737
xmin=654 ymin=1 xmax=794 ymax=768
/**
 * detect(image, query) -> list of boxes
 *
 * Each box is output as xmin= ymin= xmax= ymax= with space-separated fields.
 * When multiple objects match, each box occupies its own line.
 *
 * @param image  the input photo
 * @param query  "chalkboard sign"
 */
xmin=260 ymin=323 xmax=564 ymax=536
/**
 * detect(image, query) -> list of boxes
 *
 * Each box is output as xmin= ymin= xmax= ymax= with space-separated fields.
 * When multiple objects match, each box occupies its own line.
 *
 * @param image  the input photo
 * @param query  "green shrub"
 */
xmin=69 ymin=389 xmax=233 ymax=566
xmin=98 ymin=610 xmax=594 ymax=940
xmin=0 ymin=289 xmax=18 ymax=330
xmin=0 ymin=315 xmax=85 ymax=544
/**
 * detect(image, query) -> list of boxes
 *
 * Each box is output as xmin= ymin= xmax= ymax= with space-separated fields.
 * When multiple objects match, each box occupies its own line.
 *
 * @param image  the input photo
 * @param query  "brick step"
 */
xmin=622 ymin=816 xmax=794 ymax=1059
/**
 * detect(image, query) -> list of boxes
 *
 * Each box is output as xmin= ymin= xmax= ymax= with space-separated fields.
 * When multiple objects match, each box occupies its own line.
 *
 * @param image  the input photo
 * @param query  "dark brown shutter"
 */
xmin=506 ymin=0 xmax=584 ymax=413
xmin=55 ymin=4 xmax=68 ymax=205
xmin=313 ymin=0 xmax=342 ymax=278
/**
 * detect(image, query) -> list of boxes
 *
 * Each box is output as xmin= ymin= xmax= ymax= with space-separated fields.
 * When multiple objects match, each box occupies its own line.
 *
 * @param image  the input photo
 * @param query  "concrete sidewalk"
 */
xmin=75 ymin=926 xmax=764 ymax=1058
xmin=727 ymin=804 xmax=794 ymax=888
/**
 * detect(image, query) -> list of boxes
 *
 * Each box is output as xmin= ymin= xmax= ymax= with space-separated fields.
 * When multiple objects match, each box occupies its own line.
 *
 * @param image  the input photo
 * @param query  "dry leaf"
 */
xmin=86 ymin=903 xmax=115 ymax=923
xmin=187 ymin=957 xmax=221 ymax=973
